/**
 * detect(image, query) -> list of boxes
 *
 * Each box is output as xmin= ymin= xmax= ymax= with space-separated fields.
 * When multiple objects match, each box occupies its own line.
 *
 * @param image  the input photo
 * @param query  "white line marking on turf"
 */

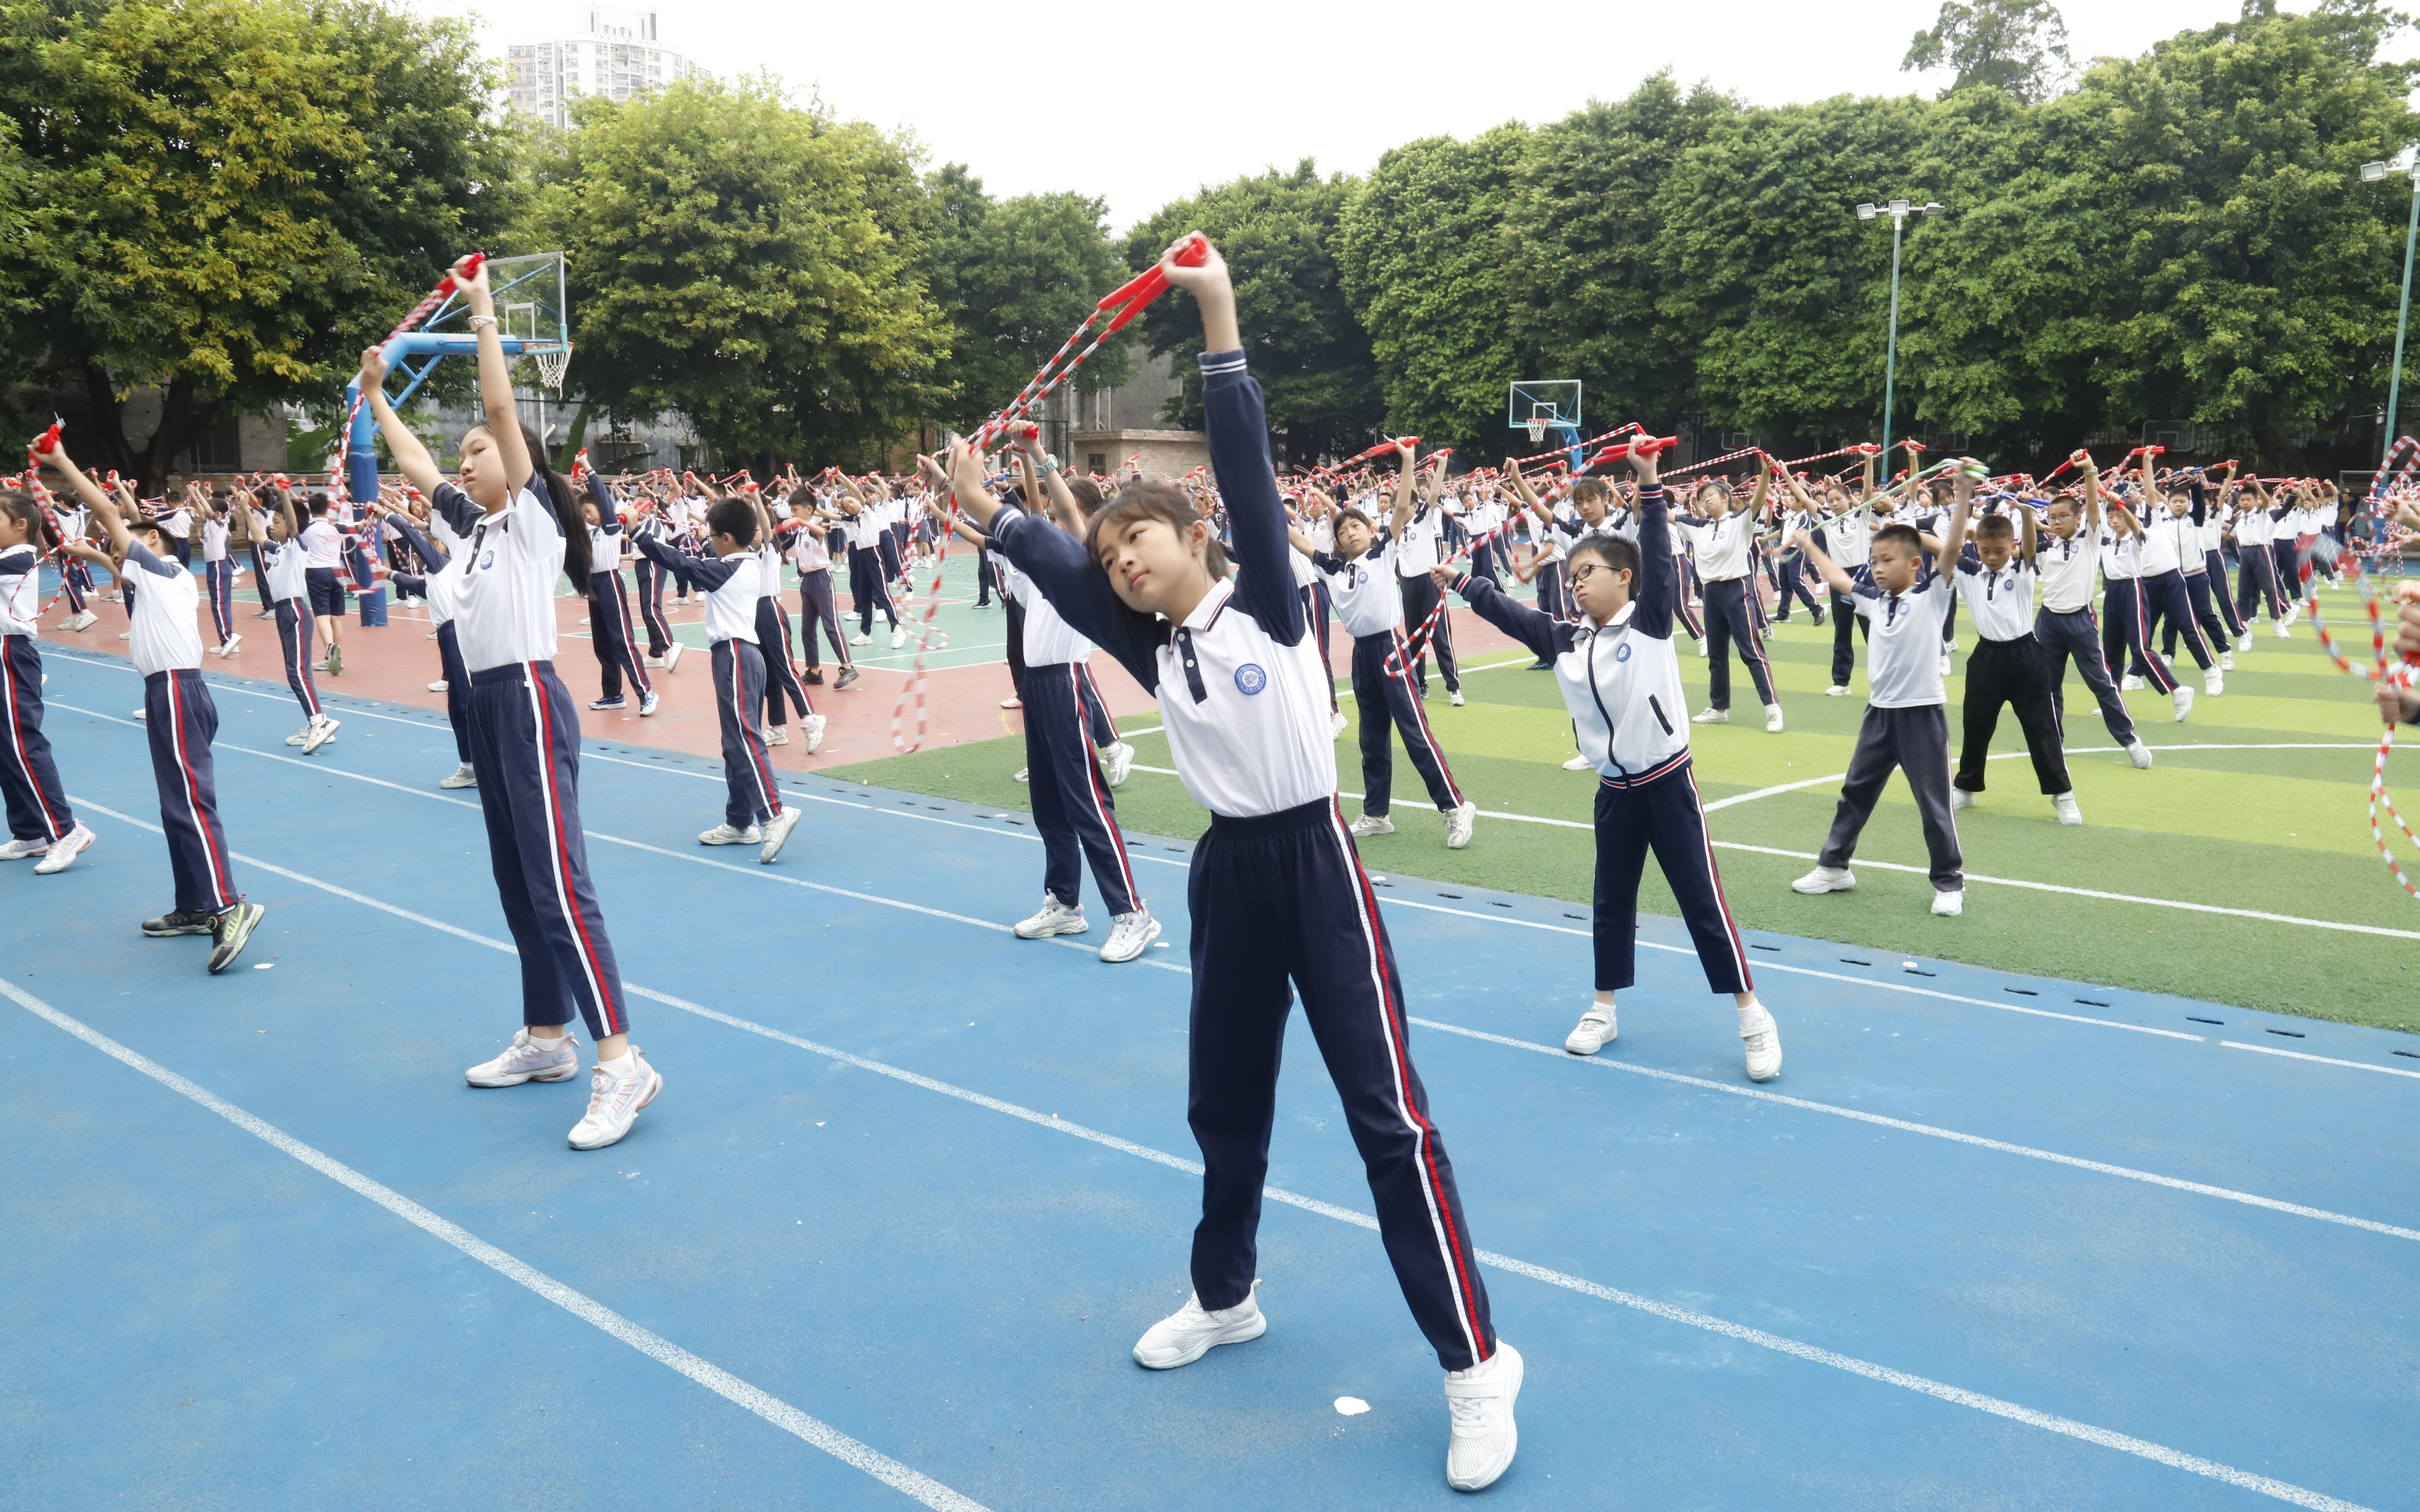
xmin=64 ymin=797 xmax=2420 ymax=1255
xmin=0 ymin=977 xmax=991 ymax=1512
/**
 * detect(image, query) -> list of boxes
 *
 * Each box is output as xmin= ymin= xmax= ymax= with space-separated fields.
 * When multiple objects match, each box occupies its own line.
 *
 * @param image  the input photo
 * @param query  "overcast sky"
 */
xmin=411 ymin=2 xmax=2409 ymax=230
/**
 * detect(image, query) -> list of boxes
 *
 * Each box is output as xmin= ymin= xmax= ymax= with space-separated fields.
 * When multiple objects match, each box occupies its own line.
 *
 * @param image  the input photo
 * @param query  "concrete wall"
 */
xmin=1066 ymin=428 xmax=1209 ymax=480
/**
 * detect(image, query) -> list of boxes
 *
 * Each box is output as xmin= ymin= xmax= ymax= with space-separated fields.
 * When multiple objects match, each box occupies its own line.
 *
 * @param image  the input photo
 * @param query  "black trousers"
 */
xmin=2102 ymin=578 xmax=2178 ymax=692
xmin=753 ymin=599 xmax=812 ymax=726
xmin=710 ymin=639 xmax=781 ymax=828
xmin=1956 ymin=637 xmax=2070 ymax=796
xmin=2035 ymin=606 xmax=2136 ymax=746
xmin=1021 ymin=665 xmax=1138 ymax=916
xmin=1592 ymin=754 xmax=1752 ymax=994
xmin=633 ymin=557 xmax=673 ymax=658
xmin=1350 ymin=631 xmax=1464 ymax=816
xmin=848 ymin=546 xmax=897 ymax=632
xmin=2236 ymin=544 xmax=2287 ymax=623
xmin=1774 ymin=553 xmax=1822 ymax=619
xmin=2162 ymin=570 xmax=2233 ymax=659
xmin=796 ymin=568 xmax=849 ymax=670
xmin=2139 ymin=570 xmax=2214 ymax=671
xmin=1186 ymin=797 xmax=1495 ymax=1371
xmin=272 ymin=599 xmax=323 ymax=723
xmin=1701 ymin=578 xmax=1777 ymax=710
xmin=1830 ymin=591 xmax=1870 ymax=685
xmin=1818 ymin=702 xmax=1963 ymax=891
xmin=589 ymin=570 xmax=651 ymax=701
xmin=1397 ymin=571 xmax=1459 ymax=694
xmin=1003 ymin=597 xmax=1027 ymax=701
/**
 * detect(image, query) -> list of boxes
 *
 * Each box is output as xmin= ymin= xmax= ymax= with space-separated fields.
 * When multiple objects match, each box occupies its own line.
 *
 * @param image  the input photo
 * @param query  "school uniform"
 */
xmin=1393 ymin=504 xmax=1459 ymax=696
xmin=0 ymin=543 xmax=76 ymax=846
xmin=124 ymin=542 xmax=243 ymax=914
xmin=786 ymin=520 xmax=850 ymax=671
xmin=1673 ymin=509 xmax=1777 ymax=711
xmin=1454 ymin=487 xmax=1755 ymax=996
xmin=750 ymin=543 xmax=812 ymax=730
xmin=2135 ymin=505 xmax=2216 ymax=672
xmin=161 ymin=508 xmax=194 ymax=567
xmin=2032 ymin=526 xmax=2137 ymax=746
xmin=1818 ymin=569 xmax=1964 ymax=892
xmin=252 ymin=520 xmax=326 ymax=727
xmin=1771 ymin=507 xmax=1824 ymax=621
xmin=1950 ymin=546 xmax=2069 ymax=796
xmin=581 ymin=477 xmax=652 ymax=706
xmin=632 ymin=525 xmax=676 ymax=659
xmin=844 ymin=505 xmax=899 ymax=634
xmin=382 ymin=511 xmax=474 ymax=769
xmin=2098 ymin=518 xmax=2178 ymax=692
xmin=1820 ymin=506 xmax=1874 ymax=684
xmin=1311 ymin=533 xmax=1467 ymax=820
xmin=2194 ymin=497 xmax=2247 ymax=640
xmin=989 ymin=347 xmax=1497 ymax=1373
xmin=630 ymin=523 xmax=785 ymax=832
xmin=2232 ymin=498 xmax=2285 ymax=621
xmin=299 ymin=517 xmax=348 ymax=620
xmin=430 ymin=479 xmax=631 ymax=1043
xmin=198 ymin=516 xmax=236 ymax=647
xmin=997 ymin=556 xmax=1141 ymax=918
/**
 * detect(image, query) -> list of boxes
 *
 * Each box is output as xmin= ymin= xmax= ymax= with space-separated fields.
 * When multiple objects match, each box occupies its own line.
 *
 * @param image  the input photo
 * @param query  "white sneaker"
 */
xmin=301 ymin=716 xmax=341 ymax=754
xmin=0 ymin=835 xmax=51 ymax=862
xmin=890 ymin=628 xmax=907 ymax=649
xmin=1792 ymin=865 xmax=1855 ymax=894
xmin=664 ymin=642 xmax=683 ymax=671
xmin=2204 ymin=668 xmax=2224 ymax=696
xmin=427 ymin=679 xmax=450 ymax=693
xmin=1449 ymin=688 xmax=1466 ymax=707
xmin=1101 ymin=740 xmax=1135 ymax=788
xmin=1013 ymin=766 xmax=1028 ymax=783
xmin=285 ymin=725 xmax=310 ymax=746
xmin=568 ymin=1048 xmax=662 ymax=1151
xmin=642 ymin=654 xmax=666 ymax=668
xmin=2172 ymin=685 xmax=2194 ymax=721
xmin=2126 ymin=741 xmax=2153 ymax=769
xmin=698 ymin=822 xmax=762 ymax=846
xmin=852 ymin=633 xmax=872 ymax=646
xmin=1740 ymin=1003 xmax=1782 ymax=1082
xmin=2218 ymin=651 xmax=2235 ymax=670
xmin=1443 ymin=1341 xmax=1523 ymax=1492
xmin=219 ymin=633 xmax=241 ymax=656
xmin=2282 ymin=604 xmax=2299 ymax=628
xmin=1939 ymin=652 xmax=1953 ymax=677
xmin=32 ymin=823 xmax=94 ymax=875
xmin=1330 ymin=710 xmax=1348 ymax=739
xmin=2120 ymin=675 xmax=2145 ymax=691
xmin=1132 ymin=1289 xmax=1267 ymax=1370
xmin=1930 ymin=888 xmax=1965 ymax=917
xmin=1014 ymin=895 xmax=1088 ymax=939
xmin=131 ymin=708 xmax=144 ymax=720
xmin=1825 ymin=684 xmax=1850 ymax=696
xmin=1564 ymin=1004 xmax=1618 ymax=1055
xmin=758 ymin=806 xmax=801 ymax=863
xmin=1763 ymin=703 xmax=1784 ymax=733
xmin=1349 ymin=813 xmax=1395 ymax=838
xmin=1951 ymin=787 xmax=1975 ymax=811
xmin=765 ymin=726 xmax=789 ymax=746
xmin=2053 ymin=791 xmax=2082 ymax=825
xmin=1444 ymin=801 xmax=1476 ymax=849
xmin=1691 ymin=706 xmax=1728 ymax=724
xmin=118 ymin=630 xmax=131 ymax=641
xmin=2274 ymin=618 xmax=2291 ymax=639
xmin=1100 ymin=910 xmax=1162 ymax=962
xmin=640 ymin=690 xmax=660 ymax=716
xmin=799 ymin=713 xmax=826 ymax=754
xmin=1001 ymin=697 xmax=1023 ymax=710
xmin=1561 ymin=754 xmax=1593 ymax=771
xmin=1697 ymin=638 xmax=1709 ymax=658
xmin=440 ymin=763 xmax=478 ymax=789
xmin=466 ymin=1027 xmax=581 ymax=1087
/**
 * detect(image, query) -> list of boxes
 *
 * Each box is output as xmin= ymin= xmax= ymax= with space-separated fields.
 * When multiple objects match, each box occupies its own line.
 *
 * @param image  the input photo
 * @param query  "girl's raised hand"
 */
xmin=360 ymin=346 xmax=390 ymax=389
xmin=450 ymin=254 xmax=489 ymax=299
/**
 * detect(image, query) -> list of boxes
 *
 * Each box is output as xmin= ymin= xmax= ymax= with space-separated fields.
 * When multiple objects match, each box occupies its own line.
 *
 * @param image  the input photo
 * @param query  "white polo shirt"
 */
xmin=2138 ymin=506 xmax=2189 ymax=576
xmin=2035 ymin=528 xmax=2098 ymax=613
xmin=1853 ymin=573 xmax=1955 ymax=708
xmin=299 ymin=517 xmax=344 ymax=568
xmin=432 ymin=480 xmax=566 ymax=673
xmin=999 ymin=559 xmax=1095 ymax=666
xmin=1393 ymin=506 xmax=1444 ymax=578
xmin=125 ymin=544 xmax=203 ymax=675
xmin=1678 ymin=511 xmax=1755 ymax=580
xmin=2098 ymin=523 xmax=2141 ymax=582
xmin=1312 ymin=539 xmax=1407 ymax=639
xmin=0 ymin=545 xmax=41 ymax=636
xmin=1952 ymin=549 xmax=2038 ymax=641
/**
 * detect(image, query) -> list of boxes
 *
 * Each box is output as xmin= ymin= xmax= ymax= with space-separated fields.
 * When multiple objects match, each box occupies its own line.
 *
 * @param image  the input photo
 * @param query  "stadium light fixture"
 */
xmin=2362 ymin=144 xmax=2420 ymax=463
xmin=1856 ymin=197 xmax=1947 ymax=467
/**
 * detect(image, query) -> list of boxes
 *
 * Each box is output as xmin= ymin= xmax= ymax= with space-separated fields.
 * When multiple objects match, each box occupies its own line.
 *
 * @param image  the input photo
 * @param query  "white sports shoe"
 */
xmin=1740 ymin=1003 xmax=1782 ymax=1081
xmin=1013 ymin=767 xmax=1028 ymax=783
xmin=2052 ymin=791 xmax=2083 ymax=825
xmin=890 ymin=628 xmax=907 ymax=649
xmin=466 ymin=1028 xmax=581 ymax=1087
xmin=219 ymin=633 xmax=241 ymax=656
xmin=664 ymin=642 xmax=684 ymax=671
xmin=800 ymin=713 xmax=827 ymax=754
xmin=285 ymin=725 xmax=310 ymax=746
xmin=1100 ymin=910 xmax=1162 ymax=962
xmin=2126 ymin=741 xmax=2154 ymax=770
xmin=1763 ymin=703 xmax=1784 ymax=733
xmin=2282 ymin=604 xmax=2299 ymax=628
xmin=1825 ymin=684 xmax=1850 ymax=696
xmin=1014 ymin=895 xmax=1088 ymax=939
xmin=301 ymin=716 xmax=340 ymax=755
xmin=1132 ymin=1289 xmax=1267 ymax=1370
xmin=758 ymin=807 xmax=801 ymax=864
xmin=1444 ymin=1341 xmax=1523 ymax=1492
xmin=568 ymin=1048 xmax=662 ymax=1151
xmin=852 ymin=632 xmax=872 ymax=646
xmin=2273 ymin=618 xmax=2291 ymax=639
xmin=32 ymin=823 xmax=94 ymax=875
xmin=1791 ymin=865 xmax=1855 ymax=894
xmin=2204 ymin=668 xmax=2224 ymax=696
xmin=765 ymin=726 xmax=789 ymax=746
xmin=1330 ymin=710 xmax=1349 ymax=739
xmin=2172 ymin=686 xmax=2194 ymax=721
xmin=1930 ymin=888 xmax=1965 ymax=917
xmin=1101 ymin=740 xmax=1135 ymax=788
xmin=440 ymin=763 xmax=478 ymax=789
xmin=1444 ymin=802 xmax=1476 ymax=849
xmin=2218 ymin=651 xmax=2235 ymax=670
xmin=2120 ymin=675 xmax=2145 ymax=691
xmin=699 ymin=822 xmax=762 ymax=846
xmin=640 ymin=690 xmax=660 ymax=716
xmin=1697 ymin=638 xmax=1709 ymax=658
xmin=1564 ymin=1004 xmax=1618 ymax=1055
xmin=1951 ymin=787 xmax=1976 ymax=811
xmin=1449 ymin=688 xmax=1466 ymax=707
xmin=0 ymin=835 xmax=51 ymax=861
xmin=1561 ymin=754 xmax=1593 ymax=771
xmin=1691 ymin=706 xmax=1728 ymax=724
xmin=427 ymin=679 xmax=450 ymax=693
xmin=1349 ymin=813 xmax=1395 ymax=838
xmin=1939 ymin=652 xmax=1953 ymax=677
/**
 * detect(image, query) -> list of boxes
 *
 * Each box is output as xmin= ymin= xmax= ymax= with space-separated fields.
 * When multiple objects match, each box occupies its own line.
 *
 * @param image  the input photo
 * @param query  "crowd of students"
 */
xmin=7 ymin=239 xmax=2420 ymax=1495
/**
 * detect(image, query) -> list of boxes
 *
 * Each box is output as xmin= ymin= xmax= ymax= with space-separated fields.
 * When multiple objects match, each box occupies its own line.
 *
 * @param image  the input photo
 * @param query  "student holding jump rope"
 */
xmin=358 ymin=256 xmax=660 ymax=1153
xmin=0 ymin=488 xmax=92 ymax=872
xmin=946 ymin=235 xmax=1519 ymax=1495
xmin=240 ymin=485 xmax=342 ymax=756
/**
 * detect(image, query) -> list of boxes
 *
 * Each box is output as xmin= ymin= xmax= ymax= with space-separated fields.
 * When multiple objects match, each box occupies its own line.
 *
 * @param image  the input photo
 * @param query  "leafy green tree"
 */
xmin=1124 ymin=162 xmax=1380 ymax=466
xmin=524 ymin=75 xmax=949 ymax=470
xmin=1335 ymin=124 xmax=1532 ymax=452
xmin=0 ymin=0 xmax=517 ymax=492
xmin=1903 ymin=0 xmax=2073 ymax=104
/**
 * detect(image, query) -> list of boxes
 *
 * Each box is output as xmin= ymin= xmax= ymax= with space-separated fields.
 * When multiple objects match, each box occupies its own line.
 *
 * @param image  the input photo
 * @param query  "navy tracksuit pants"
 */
xmin=437 ymin=621 xmax=472 ymax=765
xmin=2102 ymin=578 xmax=2178 ymax=693
xmin=589 ymin=570 xmax=652 ymax=702
xmin=1397 ymin=572 xmax=1459 ymax=695
xmin=634 ymin=557 xmax=674 ymax=658
xmin=1774 ymin=552 xmax=1822 ymax=620
xmin=1078 ymin=664 xmax=1115 ymax=746
xmin=1350 ymin=632 xmax=1464 ymax=818
xmin=796 ymin=569 xmax=850 ymax=670
xmin=753 ymin=599 xmax=812 ymax=727
xmin=271 ymin=599 xmax=323 ymax=724
xmin=1592 ymin=754 xmax=1752 ymax=995
xmin=2237 ymin=544 xmax=2287 ymax=623
xmin=2035 ymin=606 xmax=2137 ymax=746
xmin=1830 ymin=590 xmax=1870 ymax=685
xmin=204 ymin=559 xmax=235 ymax=646
xmin=1818 ymin=703 xmax=1964 ymax=892
xmin=1 ymin=636 xmax=74 ymax=844
xmin=1186 ymin=797 xmax=1495 ymax=1371
xmin=2202 ymin=551 xmax=2247 ymax=637
xmin=2162 ymin=569 xmax=2233 ymax=659
xmin=464 ymin=661 xmax=629 ymax=1041
xmin=710 ymin=639 xmax=782 ymax=828
xmin=1701 ymin=577 xmax=1777 ymax=710
xmin=2138 ymin=570 xmax=2214 ymax=672
xmin=849 ymin=546 xmax=897 ymax=633
xmin=143 ymin=669 xmax=241 ymax=914
xmin=1022 ymin=664 xmax=1138 ymax=917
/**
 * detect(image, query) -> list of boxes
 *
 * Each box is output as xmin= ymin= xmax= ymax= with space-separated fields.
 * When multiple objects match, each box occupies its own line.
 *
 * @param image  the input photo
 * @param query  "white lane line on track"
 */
xmin=2 ymin=882 xmax=2371 ymax=1512
xmin=0 ymin=977 xmax=992 ymax=1512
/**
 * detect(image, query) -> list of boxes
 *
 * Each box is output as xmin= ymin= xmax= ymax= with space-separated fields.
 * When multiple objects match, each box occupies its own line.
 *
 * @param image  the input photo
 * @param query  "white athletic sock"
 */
xmin=1735 ymin=997 xmax=1764 ymax=1031
xmin=596 ymin=1049 xmax=633 ymax=1075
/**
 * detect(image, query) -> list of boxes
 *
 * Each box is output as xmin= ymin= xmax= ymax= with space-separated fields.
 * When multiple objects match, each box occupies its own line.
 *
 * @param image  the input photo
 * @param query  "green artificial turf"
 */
xmin=828 ymin=580 xmax=2420 ymax=1035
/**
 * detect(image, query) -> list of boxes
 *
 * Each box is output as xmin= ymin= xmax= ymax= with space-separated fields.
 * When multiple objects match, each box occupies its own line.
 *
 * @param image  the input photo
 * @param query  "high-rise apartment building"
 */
xmin=506 ymin=7 xmax=700 ymax=129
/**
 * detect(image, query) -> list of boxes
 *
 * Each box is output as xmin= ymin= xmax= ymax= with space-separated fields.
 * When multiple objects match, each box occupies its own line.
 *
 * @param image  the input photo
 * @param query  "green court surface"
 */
xmin=831 ymin=578 xmax=2420 ymax=1036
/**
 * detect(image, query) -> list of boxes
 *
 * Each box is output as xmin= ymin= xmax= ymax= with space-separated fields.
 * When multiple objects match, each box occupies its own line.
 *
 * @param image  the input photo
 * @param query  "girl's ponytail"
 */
xmin=517 ymin=421 xmax=591 ymax=581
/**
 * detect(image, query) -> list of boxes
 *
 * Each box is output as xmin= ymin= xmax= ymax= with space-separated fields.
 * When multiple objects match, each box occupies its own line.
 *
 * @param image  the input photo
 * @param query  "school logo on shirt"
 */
xmin=1353 ymin=570 xmax=1367 ymax=589
xmin=479 ymin=550 xmax=496 ymax=571
xmin=1614 ymin=642 xmax=1632 ymax=662
xmin=1233 ymin=663 xmax=1268 ymax=695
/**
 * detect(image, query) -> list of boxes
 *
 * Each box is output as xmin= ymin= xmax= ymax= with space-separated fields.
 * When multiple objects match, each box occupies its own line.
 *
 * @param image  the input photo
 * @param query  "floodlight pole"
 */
xmin=1856 ymin=198 xmax=1943 ymax=466
xmin=2363 ymin=147 xmax=2420 ymax=464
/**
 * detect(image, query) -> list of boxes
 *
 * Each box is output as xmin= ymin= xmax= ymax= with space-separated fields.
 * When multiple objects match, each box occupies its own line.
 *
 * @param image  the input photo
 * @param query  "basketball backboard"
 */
xmin=424 ymin=251 xmax=572 ymax=392
xmin=1509 ymin=380 xmax=1582 ymax=444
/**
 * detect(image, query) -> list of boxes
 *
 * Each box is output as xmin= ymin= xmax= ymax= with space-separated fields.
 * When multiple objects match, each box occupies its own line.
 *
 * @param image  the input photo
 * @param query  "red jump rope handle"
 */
xmin=1855 ymin=443 xmax=1881 ymax=455
xmin=1590 ymin=436 xmax=1678 ymax=466
xmin=437 ymin=252 xmax=486 ymax=295
xmin=1097 ymin=233 xmax=1214 ymax=313
xmin=31 ymin=421 xmax=61 ymax=458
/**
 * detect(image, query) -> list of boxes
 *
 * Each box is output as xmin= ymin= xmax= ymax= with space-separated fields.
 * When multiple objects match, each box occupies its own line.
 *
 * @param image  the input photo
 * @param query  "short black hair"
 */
xmin=1569 ymin=535 xmax=1639 ymax=579
xmin=1872 ymin=521 xmax=1923 ymax=556
xmin=1976 ymin=514 xmax=2016 ymax=541
xmin=707 ymin=497 xmax=757 ymax=546
xmin=1335 ymin=506 xmax=1375 ymax=535
xmin=1571 ymin=476 xmax=1610 ymax=506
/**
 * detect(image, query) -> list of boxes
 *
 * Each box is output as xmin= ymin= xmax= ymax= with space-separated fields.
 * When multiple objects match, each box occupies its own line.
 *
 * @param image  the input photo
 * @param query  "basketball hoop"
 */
xmin=532 ymin=343 xmax=571 ymax=395
xmin=1525 ymin=420 xmax=1547 ymax=445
